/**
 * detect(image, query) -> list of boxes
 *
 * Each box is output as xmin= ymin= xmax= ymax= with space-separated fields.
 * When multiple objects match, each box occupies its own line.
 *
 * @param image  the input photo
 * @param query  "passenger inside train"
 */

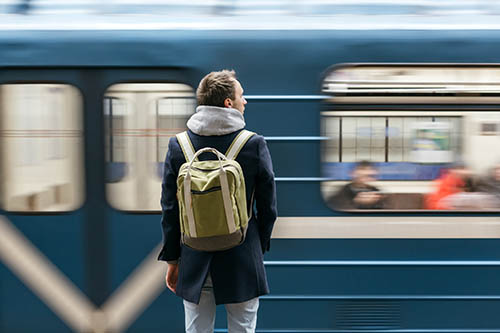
xmin=478 ymin=163 xmax=500 ymax=208
xmin=424 ymin=162 xmax=500 ymax=210
xmin=327 ymin=161 xmax=386 ymax=210
xmin=424 ymin=162 xmax=478 ymax=210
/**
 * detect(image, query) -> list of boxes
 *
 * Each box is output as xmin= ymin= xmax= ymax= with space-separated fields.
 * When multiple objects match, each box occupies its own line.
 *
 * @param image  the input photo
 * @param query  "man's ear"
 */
xmin=224 ymin=98 xmax=232 ymax=108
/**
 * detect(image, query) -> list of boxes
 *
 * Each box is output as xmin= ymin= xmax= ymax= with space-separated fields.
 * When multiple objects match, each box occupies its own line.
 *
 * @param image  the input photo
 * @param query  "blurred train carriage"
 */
xmin=3 ymin=3 xmax=500 ymax=332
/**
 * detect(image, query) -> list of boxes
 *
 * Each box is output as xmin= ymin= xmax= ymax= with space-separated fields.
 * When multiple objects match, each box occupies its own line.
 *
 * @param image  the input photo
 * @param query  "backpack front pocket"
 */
xmin=191 ymin=187 xmax=230 ymax=237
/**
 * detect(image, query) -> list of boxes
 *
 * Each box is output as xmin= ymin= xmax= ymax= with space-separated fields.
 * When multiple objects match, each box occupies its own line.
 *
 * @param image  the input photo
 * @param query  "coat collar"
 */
xmin=186 ymin=105 xmax=245 ymax=136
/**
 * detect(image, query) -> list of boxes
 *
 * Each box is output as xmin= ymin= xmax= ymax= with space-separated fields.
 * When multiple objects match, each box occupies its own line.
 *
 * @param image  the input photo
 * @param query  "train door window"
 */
xmin=321 ymin=65 xmax=500 ymax=212
xmin=156 ymin=97 xmax=197 ymax=163
xmin=104 ymin=83 xmax=195 ymax=211
xmin=0 ymin=84 xmax=84 ymax=212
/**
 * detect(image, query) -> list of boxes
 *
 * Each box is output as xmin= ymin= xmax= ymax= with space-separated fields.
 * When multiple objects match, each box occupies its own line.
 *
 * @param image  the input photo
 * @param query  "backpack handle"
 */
xmin=187 ymin=147 xmax=227 ymax=171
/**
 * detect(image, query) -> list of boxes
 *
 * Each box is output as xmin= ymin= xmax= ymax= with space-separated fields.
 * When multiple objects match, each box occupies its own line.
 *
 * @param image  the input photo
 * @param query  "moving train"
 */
xmin=2 ymin=6 xmax=500 ymax=333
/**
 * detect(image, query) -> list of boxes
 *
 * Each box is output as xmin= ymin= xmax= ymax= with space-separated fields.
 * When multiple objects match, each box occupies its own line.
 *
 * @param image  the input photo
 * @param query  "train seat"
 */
xmin=385 ymin=192 xmax=424 ymax=210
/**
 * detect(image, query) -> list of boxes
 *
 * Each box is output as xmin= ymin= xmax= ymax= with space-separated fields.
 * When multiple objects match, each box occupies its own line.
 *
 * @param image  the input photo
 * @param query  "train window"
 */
xmin=322 ymin=116 xmax=462 ymax=165
xmin=104 ymin=83 xmax=195 ymax=211
xmin=0 ymin=84 xmax=84 ymax=212
xmin=321 ymin=65 xmax=500 ymax=212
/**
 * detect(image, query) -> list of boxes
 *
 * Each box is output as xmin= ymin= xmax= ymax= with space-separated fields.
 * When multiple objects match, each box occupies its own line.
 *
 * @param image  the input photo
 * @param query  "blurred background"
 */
xmin=2 ymin=0 xmax=500 ymax=20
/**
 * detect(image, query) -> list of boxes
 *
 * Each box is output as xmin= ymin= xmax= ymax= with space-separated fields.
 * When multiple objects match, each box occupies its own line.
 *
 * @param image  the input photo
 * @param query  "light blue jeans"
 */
xmin=183 ymin=275 xmax=259 ymax=333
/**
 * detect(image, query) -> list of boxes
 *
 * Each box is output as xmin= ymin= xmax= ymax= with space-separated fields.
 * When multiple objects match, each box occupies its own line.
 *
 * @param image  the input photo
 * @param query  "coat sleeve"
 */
xmin=329 ymin=184 xmax=355 ymax=210
xmin=254 ymin=136 xmax=277 ymax=253
xmin=157 ymin=137 xmax=182 ymax=263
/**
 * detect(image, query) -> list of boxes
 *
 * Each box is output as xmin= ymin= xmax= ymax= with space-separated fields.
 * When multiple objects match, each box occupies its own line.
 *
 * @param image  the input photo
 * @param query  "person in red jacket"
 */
xmin=425 ymin=163 xmax=475 ymax=210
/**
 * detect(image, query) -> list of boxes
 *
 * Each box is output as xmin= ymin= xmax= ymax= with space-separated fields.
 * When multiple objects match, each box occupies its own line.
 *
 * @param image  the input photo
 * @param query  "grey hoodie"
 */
xmin=186 ymin=105 xmax=245 ymax=136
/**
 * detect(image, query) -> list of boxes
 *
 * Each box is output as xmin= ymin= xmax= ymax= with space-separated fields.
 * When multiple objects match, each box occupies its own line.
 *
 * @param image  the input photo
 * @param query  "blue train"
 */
xmin=2 ymin=9 xmax=500 ymax=333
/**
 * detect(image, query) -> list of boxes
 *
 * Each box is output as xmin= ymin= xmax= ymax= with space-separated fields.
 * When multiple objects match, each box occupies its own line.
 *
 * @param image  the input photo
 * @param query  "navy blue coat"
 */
xmin=158 ymin=129 xmax=277 ymax=304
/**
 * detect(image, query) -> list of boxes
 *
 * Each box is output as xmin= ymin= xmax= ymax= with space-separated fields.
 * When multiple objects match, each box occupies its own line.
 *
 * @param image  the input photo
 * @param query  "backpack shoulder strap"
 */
xmin=176 ymin=131 xmax=197 ymax=162
xmin=225 ymin=130 xmax=255 ymax=160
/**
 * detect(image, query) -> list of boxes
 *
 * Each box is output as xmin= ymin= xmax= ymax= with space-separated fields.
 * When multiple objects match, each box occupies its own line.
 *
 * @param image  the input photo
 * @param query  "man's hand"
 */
xmin=165 ymin=263 xmax=179 ymax=293
xmin=353 ymin=191 xmax=381 ymax=206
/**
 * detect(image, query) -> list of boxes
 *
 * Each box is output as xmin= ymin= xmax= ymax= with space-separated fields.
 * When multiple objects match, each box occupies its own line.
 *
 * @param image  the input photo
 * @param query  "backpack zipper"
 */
xmin=191 ymin=186 xmax=221 ymax=195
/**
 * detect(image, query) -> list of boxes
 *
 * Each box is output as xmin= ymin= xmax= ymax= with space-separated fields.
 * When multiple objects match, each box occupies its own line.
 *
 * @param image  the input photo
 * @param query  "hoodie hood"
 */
xmin=186 ymin=105 xmax=245 ymax=136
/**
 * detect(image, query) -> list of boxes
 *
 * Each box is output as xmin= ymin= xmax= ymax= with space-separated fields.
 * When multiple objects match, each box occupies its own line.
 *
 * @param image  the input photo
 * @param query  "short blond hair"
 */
xmin=196 ymin=70 xmax=237 ymax=107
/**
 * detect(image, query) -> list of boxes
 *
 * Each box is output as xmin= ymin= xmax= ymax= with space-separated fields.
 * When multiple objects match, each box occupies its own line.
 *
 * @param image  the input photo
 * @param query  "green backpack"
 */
xmin=175 ymin=130 xmax=255 ymax=251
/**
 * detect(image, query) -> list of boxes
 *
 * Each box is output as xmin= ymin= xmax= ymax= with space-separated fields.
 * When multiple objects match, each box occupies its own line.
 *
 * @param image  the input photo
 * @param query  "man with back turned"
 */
xmin=158 ymin=69 xmax=277 ymax=332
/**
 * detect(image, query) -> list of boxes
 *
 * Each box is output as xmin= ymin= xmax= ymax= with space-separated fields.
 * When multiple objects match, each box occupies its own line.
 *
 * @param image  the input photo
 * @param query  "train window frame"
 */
xmin=104 ymin=96 xmax=132 ymax=165
xmin=321 ymin=64 xmax=500 ymax=213
xmin=0 ymin=82 xmax=86 ymax=213
xmin=103 ymin=82 xmax=196 ymax=212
